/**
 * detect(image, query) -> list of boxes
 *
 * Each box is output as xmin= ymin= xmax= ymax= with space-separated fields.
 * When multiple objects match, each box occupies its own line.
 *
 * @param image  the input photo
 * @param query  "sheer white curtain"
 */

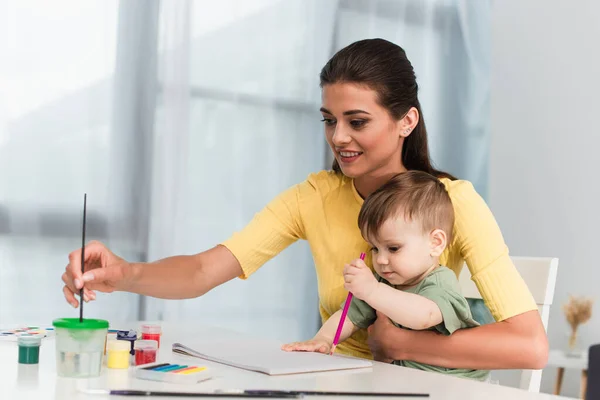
xmin=144 ymin=0 xmax=491 ymax=342
xmin=335 ymin=0 xmax=492 ymax=196
xmin=0 ymin=0 xmax=142 ymax=325
xmin=0 ymin=0 xmax=491 ymax=344
xmin=144 ymin=0 xmax=339 ymax=342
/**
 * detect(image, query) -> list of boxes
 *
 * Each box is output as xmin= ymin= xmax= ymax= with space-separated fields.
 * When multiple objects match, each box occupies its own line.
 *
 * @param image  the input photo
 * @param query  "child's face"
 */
xmin=367 ymin=215 xmax=438 ymax=286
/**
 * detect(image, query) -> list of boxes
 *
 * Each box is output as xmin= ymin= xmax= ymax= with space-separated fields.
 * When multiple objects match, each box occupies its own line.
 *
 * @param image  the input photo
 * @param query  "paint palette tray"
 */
xmin=0 ymin=327 xmax=54 ymax=341
xmin=135 ymin=362 xmax=212 ymax=384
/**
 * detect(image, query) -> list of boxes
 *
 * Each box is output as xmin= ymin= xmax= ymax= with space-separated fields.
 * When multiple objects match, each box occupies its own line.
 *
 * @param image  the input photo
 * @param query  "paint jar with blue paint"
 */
xmin=52 ymin=318 xmax=109 ymax=378
xmin=18 ymin=334 xmax=42 ymax=364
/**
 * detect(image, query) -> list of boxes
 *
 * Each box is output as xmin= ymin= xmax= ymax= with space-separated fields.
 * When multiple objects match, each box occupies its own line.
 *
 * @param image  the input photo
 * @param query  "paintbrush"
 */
xmin=80 ymin=193 xmax=87 ymax=323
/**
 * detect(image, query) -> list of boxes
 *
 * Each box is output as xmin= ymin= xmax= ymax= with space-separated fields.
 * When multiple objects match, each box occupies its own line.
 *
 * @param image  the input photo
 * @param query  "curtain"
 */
xmin=0 ymin=0 xmax=141 ymax=325
xmin=0 ymin=0 xmax=491 ymax=345
xmin=144 ymin=0 xmax=339 ymax=342
xmin=334 ymin=0 xmax=492 ymax=196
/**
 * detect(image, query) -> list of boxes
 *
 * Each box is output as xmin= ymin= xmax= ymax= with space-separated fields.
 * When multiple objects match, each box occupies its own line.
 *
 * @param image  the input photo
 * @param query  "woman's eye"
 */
xmin=388 ymin=247 xmax=400 ymax=253
xmin=350 ymin=120 xmax=366 ymax=128
xmin=320 ymin=118 xmax=336 ymax=126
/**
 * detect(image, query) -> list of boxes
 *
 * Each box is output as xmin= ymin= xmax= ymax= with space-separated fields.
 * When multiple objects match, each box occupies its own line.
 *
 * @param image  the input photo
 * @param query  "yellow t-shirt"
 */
xmin=221 ymin=170 xmax=537 ymax=359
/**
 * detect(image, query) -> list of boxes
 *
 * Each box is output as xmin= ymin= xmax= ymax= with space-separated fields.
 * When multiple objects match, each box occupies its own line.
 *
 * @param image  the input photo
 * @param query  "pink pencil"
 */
xmin=330 ymin=252 xmax=366 ymax=356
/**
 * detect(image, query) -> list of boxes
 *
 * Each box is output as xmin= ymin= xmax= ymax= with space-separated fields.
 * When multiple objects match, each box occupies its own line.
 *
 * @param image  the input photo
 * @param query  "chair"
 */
xmin=586 ymin=344 xmax=600 ymax=400
xmin=458 ymin=256 xmax=559 ymax=393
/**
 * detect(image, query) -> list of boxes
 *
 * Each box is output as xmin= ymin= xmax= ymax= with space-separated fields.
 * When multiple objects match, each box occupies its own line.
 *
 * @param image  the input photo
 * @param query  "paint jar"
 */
xmin=140 ymin=324 xmax=162 ymax=348
xmin=106 ymin=340 xmax=130 ymax=369
xmin=116 ymin=330 xmax=137 ymax=357
xmin=52 ymin=318 xmax=109 ymax=378
xmin=18 ymin=335 xmax=41 ymax=364
xmin=104 ymin=331 xmax=117 ymax=355
xmin=134 ymin=340 xmax=158 ymax=366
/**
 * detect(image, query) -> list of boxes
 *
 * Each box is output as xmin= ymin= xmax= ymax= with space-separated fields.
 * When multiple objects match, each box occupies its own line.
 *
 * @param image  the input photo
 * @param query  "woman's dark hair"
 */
xmin=319 ymin=38 xmax=455 ymax=180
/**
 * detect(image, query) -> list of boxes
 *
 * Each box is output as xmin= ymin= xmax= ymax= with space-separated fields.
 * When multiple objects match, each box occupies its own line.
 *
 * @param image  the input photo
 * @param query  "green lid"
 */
xmin=52 ymin=318 xmax=109 ymax=330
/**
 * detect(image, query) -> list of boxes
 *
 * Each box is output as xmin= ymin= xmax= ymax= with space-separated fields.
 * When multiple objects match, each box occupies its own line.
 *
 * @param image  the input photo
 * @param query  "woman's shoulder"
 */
xmin=302 ymin=170 xmax=348 ymax=193
xmin=438 ymin=177 xmax=481 ymax=204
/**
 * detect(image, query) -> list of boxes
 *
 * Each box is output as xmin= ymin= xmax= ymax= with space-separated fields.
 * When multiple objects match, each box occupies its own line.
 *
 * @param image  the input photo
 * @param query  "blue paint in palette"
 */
xmin=154 ymin=364 xmax=186 ymax=372
xmin=135 ymin=362 xmax=211 ymax=384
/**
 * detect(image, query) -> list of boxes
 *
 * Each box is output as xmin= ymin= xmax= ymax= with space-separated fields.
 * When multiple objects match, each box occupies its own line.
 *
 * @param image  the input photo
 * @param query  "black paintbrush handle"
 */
xmin=109 ymin=390 xmax=300 ymax=398
xmin=245 ymin=391 xmax=428 ymax=398
xmin=79 ymin=193 xmax=87 ymax=322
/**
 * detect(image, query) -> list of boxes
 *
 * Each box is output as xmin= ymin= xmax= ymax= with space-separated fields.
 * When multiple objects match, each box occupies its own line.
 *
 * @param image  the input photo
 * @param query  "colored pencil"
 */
xmin=330 ymin=252 xmax=366 ymax=355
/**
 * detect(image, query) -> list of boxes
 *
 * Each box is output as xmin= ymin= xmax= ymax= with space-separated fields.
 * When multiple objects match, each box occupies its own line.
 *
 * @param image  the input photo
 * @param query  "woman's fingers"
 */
xmin=63 ymin=285 xmax=78 ymax=308
xmin=67 ymin=249 xmax=85 ymax=288
xmin=83 ymin=287 xmax=96 ymax=301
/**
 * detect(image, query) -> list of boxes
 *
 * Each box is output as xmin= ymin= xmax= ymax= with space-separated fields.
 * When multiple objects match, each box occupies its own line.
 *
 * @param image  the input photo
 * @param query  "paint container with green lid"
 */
xmin=52 ymin=318 xmax=109 ymax=378
xmin=18 ymin=335 xmax=42 ymax=364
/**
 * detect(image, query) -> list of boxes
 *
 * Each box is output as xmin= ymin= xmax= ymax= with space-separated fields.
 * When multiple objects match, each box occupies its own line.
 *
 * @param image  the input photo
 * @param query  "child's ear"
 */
xmin=429 ymin=229 xmax=447 ymax=257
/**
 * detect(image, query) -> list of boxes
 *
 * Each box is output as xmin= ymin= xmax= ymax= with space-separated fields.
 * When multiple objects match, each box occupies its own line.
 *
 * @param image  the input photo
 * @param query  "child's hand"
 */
xmin=343 ymin=257 xmax=379 ymax=301
xmin=281 ymin=338 xmax=331 ymax=354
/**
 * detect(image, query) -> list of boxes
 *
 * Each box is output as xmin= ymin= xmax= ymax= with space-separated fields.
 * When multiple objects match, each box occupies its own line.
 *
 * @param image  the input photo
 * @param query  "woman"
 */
xmin=62 ymin=38 xmax=548 ymax=370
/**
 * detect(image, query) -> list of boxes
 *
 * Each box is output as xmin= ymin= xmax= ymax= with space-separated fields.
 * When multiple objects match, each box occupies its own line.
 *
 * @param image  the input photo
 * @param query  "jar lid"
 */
xmin=141 ymin=324 xmax=161 ymax=334
xmin=117 ymin=330 xmax=137 ymax=341
xmin=134 ymin=340 xmax=158 ymax=351
xmin=52 ymin=318 xmax=109 ymax=330
xmin=107 ymin=340 xmax=130 ymax=352
xmin=17 ymin=334 xmax=42 ymax=346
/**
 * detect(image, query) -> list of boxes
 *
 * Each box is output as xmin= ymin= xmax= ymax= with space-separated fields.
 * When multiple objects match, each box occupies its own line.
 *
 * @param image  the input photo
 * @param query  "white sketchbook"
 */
xmin=172 ymin=339 xmax=372 ymax=375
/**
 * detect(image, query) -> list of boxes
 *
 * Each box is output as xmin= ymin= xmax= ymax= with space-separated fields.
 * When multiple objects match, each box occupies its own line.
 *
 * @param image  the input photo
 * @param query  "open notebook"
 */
xmin=172 ymin=339 xmax=372 ymax=375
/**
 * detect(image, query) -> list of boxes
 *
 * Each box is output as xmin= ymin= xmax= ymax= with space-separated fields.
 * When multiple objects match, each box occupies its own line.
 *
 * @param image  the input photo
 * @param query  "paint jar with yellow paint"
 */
xmin=106 ymin=340 xmax=130 ymax=369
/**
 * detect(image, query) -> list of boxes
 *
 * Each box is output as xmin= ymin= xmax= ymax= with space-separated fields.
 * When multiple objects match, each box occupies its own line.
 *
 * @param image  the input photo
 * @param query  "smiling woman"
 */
xmin=61 ymin=38 xmax=547 ymax=372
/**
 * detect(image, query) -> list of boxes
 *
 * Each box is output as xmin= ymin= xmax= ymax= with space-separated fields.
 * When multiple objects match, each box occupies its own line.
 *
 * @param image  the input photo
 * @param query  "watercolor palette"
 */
xmin=0 ymin=327 xmax=54 ymax=341
xmin=135 ymin=362 xmax=212 ymax=384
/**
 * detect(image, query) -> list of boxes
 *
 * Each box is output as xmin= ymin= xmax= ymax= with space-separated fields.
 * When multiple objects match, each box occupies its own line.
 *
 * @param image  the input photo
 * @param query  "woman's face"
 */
xmin=321 ymin=82 xmax=407 ymax=179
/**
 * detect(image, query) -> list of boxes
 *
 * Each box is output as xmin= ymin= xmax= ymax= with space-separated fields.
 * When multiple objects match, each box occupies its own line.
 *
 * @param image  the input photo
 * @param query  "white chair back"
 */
xmin=459 ymin=256 xmax=559 ymax=392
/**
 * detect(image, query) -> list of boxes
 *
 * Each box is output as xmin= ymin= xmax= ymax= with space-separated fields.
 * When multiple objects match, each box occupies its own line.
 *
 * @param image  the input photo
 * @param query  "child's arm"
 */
xmin=344 ymin=258 xmax=443 ymax=331
xmin=281 ymin=309 xmax=358 ymax=353
xmin=365 ymin=284 xmax=443 ymax=330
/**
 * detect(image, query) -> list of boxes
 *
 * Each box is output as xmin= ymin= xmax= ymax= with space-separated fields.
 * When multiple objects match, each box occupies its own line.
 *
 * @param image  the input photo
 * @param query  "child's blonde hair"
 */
xmin=358 ymin=170 xmax=454 ymax=243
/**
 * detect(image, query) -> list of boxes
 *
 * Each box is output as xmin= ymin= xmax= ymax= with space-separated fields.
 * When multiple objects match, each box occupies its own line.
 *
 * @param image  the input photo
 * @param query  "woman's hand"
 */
xmin=368 ymin=309 xmax=548 ymax=370
xmin=281 ymin=337 xmax=332 ymax=354
xmin=343 ymin=258 xmax=379 ymax=301
xmin=367 ymin=311 xmax=402 ymax=363
xmin=61 ymin=240 xmax=131 ymax=308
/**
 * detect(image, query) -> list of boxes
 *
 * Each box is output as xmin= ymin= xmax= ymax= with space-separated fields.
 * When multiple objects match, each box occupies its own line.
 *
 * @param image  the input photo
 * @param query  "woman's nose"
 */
xmin=331 ymin=126 xmax=351 ymax=146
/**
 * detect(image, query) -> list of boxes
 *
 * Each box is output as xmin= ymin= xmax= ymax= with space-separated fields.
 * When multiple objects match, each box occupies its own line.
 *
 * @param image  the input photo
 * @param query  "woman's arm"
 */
xmin=127 ymin=245 xmax=242 ymax=298
xmin=368 ymin=309 xmax=548 ymax=369
xmin=63 ymin=242 xmax=243 ymax=305
xmin=64 ymin=177 xmax=312 ymax=305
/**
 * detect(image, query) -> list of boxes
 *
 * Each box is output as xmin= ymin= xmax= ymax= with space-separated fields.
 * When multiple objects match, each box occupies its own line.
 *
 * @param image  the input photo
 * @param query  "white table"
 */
xmin=547 ymin=349 xmax=589 ymax=398
xmin=0 ymin=322 xmax=575 ymax=400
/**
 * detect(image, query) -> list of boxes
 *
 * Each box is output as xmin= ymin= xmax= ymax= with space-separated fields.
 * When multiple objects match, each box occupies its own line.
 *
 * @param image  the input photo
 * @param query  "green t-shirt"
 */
xmin=346 ymin=266 xmax=489 ymax=381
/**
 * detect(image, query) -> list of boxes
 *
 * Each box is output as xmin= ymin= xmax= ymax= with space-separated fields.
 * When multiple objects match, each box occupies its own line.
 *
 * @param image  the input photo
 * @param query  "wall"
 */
xmin=489 ymin=0 xmax=600 ymax=396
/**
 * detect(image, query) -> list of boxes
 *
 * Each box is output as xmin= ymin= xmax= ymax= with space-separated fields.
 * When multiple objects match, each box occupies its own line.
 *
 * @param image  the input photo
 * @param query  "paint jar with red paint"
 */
xmin=140 ymin=324 xmax=162 ymax=348
xmin=134 ymin=340 xmax=158 ymax=366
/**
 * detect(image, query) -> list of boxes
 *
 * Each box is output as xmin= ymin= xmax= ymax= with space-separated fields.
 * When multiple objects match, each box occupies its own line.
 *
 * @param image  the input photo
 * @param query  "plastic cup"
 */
xmin=52 ymin=318 xmax=109 ymax=378
xmin=18 ymin=335 xmax=42 ymax=364
xmin=106 ymin=340 xmax=130 ymax=369
xmin=140 ymin=324 xmax=162 ymax=348
xmin=134 ymin=340 xmax=158 ymax=366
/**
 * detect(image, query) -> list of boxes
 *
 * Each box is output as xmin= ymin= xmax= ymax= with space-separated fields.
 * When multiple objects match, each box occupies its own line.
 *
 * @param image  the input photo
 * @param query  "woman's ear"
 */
xmin=399 ymin=107 xmax=419 ymax=138
xmin=429 ymin=229 xmax=447 ymax=257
